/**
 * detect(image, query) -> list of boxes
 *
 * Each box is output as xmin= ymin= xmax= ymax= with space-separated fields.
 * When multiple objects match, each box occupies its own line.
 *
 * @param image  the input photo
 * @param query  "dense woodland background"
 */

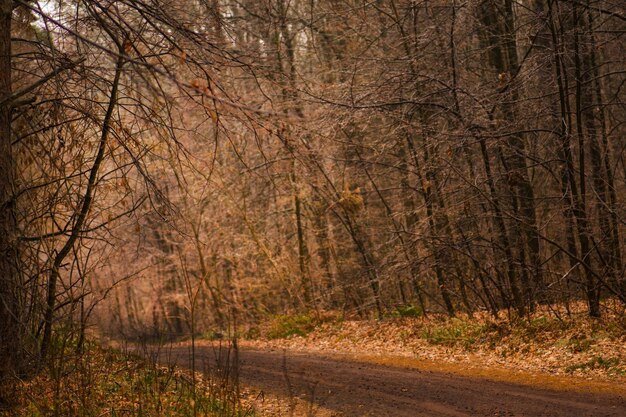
xmin=1 ymin=0 xmax=625 ymax=384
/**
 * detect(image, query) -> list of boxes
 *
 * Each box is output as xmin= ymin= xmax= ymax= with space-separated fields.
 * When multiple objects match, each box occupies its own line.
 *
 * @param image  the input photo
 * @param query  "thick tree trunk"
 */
xmin=0 ymin=0 xmax=19 ymax=385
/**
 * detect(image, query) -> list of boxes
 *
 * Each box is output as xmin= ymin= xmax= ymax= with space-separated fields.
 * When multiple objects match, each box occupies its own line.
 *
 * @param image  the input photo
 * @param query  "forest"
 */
xmin=1 ymin=0 xmax=625 ymax=416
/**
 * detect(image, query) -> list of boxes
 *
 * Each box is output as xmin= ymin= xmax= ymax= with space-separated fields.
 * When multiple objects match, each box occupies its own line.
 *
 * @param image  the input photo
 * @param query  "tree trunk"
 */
xmin=0 ymin=0 xmax=19 ymax=385
xmin=405 ymin=133 xmax=455 ymax=316
xmin=479 ymin=0 xmax=542 ymax=313
xmin=311 ymin=195 xmax=336 ymax=306
xmin=546 ymin=1 xmax=600 ymax=317
xmin=582 ymin=4 xmax=624 ymax=300
xmin=41 ymin=55 xmax=125 ymax=359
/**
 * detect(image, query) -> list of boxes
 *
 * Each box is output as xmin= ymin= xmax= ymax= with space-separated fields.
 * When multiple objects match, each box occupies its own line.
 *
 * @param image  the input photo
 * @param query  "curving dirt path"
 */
xmin=161 ymin=345 xmax=626 ymax=416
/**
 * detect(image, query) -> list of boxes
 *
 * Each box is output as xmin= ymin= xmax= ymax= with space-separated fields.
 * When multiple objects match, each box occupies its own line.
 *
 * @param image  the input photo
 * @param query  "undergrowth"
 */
xmin=242 ymin=311 xmax=343 ymax=340
xmin=236 ymin=302 xmax=626 ymax=379
xmin=0 ymin=339 xmax=253 ymax=417
xmin=565 ymin=356 xmax=624 ymax=375
xmin=265 ymin=313 xmax=317 ymax=339
xmin=390 ymin=304 xmax=423 ymax=319
xmin=419 ymin=312 xmax=625 ymax=353
xmin=247 ymin=303 xmax=626 ymax=352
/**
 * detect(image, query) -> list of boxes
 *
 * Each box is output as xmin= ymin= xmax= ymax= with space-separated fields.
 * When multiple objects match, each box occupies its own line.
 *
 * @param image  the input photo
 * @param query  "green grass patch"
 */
xmin=202 ymin=329 xmax=226 ymax=340
xmin=567 ymin=335 xmax=593 ymax=353
xmin=565 ymin=356 xmax=624 ymax=375
xmin=419 ymin=315 xmax=577 ymax=351
xmin=421 ymin=318 xmax=491 ymax=349
xmin=390 ymin=304 xmax=423 ymax=318
xmin=266 ymin=313 xmax=317 ymax=339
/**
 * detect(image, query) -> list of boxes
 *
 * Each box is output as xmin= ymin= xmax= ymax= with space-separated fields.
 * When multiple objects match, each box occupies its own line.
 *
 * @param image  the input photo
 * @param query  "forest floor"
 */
xmin=9 ymin=302 xmax=623 ymax=417
xmin=242 ymin=301 xmax=626 ymax=385
xmin=163 ymin=342 xmax=626 ymax=417
xmin=0 ymin=341 xmax=255 ymax=417
xmin=156 ymin=301 xmax=626 ymax=416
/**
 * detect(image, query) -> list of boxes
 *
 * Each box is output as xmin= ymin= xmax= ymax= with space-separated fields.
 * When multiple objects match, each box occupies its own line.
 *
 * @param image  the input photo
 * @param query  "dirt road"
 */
xmin=162 ymin=345 xmax=625 ymax=416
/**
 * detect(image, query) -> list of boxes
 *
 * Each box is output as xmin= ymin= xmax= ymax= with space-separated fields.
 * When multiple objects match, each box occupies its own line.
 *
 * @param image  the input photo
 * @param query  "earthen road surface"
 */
xmin=161 ymin=345 xmax=626 ymax=416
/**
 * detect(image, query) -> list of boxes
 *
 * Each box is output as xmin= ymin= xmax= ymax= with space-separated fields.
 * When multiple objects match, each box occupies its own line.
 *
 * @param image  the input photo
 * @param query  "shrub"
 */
xmin=421 ymin=318 xmax=487 ymax=349
xmin=391 ymin=304 xmax=423 ymax=318
xmin=266 ymin=313 xmax=317 ymax=339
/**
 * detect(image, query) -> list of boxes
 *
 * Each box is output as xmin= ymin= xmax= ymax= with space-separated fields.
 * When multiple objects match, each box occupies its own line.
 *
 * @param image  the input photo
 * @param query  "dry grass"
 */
xmin=0 ymin=340 xmax=254 ymax=417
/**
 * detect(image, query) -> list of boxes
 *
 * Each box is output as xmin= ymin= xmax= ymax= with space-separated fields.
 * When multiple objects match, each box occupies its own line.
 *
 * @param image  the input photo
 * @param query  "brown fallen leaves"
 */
xmin=243 ymin=301 xmax=626 ymax=386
